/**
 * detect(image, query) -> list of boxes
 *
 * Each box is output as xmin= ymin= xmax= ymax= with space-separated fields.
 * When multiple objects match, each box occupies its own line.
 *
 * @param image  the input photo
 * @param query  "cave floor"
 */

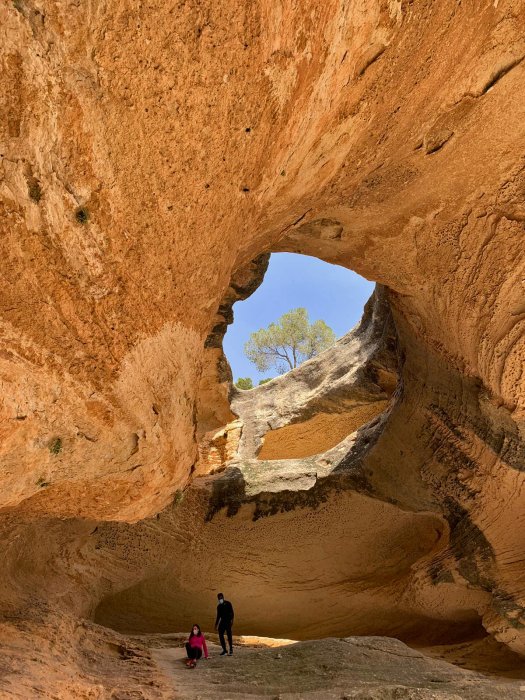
xmin=148 ymin=635 xmax=525 ymax=700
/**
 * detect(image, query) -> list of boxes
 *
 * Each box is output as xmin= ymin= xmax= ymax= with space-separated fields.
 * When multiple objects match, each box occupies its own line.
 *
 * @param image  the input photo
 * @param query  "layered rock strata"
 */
xmin=1 ymin=0 xmax=525 ymax=696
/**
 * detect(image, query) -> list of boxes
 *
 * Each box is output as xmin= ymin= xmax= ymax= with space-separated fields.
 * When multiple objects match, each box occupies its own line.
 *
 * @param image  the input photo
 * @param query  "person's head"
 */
xmin=217 ymin=592 xmax=225 ymax=604
xmin=190 ymin=623 xmax=202 ymax=637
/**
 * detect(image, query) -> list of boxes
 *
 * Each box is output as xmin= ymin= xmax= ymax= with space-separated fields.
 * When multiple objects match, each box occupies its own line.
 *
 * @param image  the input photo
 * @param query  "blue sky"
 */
xmin=224 ymin=253 xmax=375 ymax=383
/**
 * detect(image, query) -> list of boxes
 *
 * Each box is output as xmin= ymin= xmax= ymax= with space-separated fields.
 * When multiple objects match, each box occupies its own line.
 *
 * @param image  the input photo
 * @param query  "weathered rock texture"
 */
xmin=2 ymin=0 xmax=525 ymax=696
xmin=151 ymin=635 xmax=525 ymax=699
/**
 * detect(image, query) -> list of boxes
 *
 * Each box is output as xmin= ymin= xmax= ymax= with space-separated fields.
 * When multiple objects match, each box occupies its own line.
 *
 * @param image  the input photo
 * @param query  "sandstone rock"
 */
xmin=2 ymin=0 xmax=525 ymax=696
xmin=150 ymin=635 xmax=525 ymax=699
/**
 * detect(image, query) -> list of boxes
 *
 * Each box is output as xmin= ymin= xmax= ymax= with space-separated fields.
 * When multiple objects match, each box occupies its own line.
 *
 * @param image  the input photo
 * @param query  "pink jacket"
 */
xmin=188 ymin=633 xmax=208 ymax=658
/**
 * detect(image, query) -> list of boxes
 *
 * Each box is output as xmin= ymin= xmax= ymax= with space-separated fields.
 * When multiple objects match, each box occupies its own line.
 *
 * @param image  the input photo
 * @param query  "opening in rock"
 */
xmin=224 ymin=253 xmax=374 ymax=387
xmin=92 ymin=253 xmax=487 ymax=662
xmin=210 ymin=253 xmax=396 ymax=462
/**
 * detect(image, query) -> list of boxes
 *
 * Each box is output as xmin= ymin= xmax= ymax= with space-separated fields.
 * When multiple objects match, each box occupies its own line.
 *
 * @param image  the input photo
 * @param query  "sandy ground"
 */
xmin=150 ymin=636 xmax=525 ymax=700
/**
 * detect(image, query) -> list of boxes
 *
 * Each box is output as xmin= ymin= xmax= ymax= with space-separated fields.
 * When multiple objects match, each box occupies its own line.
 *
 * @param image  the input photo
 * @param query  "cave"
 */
xmin=2 ymin=0 xmax=525 ymax=697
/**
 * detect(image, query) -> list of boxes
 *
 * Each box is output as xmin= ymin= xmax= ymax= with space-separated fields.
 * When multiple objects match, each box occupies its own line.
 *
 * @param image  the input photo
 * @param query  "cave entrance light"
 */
xmin=223 ymin=253 xmax=375 ymax=389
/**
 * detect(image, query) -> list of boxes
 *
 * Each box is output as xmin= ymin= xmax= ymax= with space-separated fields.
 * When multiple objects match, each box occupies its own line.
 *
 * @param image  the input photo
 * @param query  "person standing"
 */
xmin=215 ymin=592 xmax=234 ymax=656
xmin=185 ymin=624 xmax=209 ymax=668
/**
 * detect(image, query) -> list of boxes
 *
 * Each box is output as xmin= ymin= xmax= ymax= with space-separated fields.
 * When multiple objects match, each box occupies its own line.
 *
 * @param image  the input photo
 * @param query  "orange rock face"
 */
xmin=2 ymin=0 xmax=525 ymax=695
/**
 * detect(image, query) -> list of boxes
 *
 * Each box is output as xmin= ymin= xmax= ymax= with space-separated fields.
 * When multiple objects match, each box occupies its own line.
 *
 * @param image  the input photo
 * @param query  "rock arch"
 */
xmin=1 ymin=0 xmax=525 ymax=693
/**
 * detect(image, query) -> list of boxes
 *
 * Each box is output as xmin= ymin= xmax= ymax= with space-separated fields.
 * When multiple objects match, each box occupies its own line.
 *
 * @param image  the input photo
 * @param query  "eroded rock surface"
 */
xmin=1 ymin=0 xmax=525 ymax=696
xmin=152 ymin=636 xmax=525 ymax=700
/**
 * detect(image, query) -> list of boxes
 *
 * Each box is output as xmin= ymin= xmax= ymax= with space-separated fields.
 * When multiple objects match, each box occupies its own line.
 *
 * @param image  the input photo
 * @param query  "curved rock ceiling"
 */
xmin=1 ymin=0 xmax=525 ymax=695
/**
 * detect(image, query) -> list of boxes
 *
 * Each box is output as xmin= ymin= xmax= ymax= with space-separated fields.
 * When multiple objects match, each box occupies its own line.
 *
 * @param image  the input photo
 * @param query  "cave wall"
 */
xmin=2 ymin=0 xmax=525 ymax=694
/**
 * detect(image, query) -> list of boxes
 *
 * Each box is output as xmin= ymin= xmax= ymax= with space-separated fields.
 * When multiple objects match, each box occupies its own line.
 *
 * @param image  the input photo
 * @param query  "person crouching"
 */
xmin=185 ymin=624 xmax=209 ymax=667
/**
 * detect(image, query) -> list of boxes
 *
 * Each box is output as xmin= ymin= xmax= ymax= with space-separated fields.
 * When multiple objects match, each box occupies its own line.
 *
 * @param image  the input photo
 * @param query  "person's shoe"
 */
xmin=228 ymin=649 xmax=233 ymax=656
xmin=220 ymin=650 xmax=228 ymax=656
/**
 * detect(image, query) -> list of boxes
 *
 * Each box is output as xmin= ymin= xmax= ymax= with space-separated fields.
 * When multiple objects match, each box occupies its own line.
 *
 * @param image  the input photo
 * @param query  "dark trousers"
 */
xmin=185 ymin=643 xmax=202 ymax=660
xmin=218 ymin=623 xmax=233 ymax=651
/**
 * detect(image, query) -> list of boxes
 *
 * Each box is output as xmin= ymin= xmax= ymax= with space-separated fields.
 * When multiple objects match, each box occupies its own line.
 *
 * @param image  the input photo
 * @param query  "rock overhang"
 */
xmin=2 ymin=0 xmax=525 ymax=694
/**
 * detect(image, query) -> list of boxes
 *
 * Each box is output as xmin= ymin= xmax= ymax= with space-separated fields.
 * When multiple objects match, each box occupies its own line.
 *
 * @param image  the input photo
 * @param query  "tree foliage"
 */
xmin=244 ymin=308 xmax=336 ymax=374
xmin=235 ymin=377 xmax=253 ymax=390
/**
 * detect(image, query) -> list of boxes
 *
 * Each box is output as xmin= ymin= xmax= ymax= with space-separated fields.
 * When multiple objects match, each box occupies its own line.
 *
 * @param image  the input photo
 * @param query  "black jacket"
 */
xmin=215 ymin=600 xmax=234 ymax=627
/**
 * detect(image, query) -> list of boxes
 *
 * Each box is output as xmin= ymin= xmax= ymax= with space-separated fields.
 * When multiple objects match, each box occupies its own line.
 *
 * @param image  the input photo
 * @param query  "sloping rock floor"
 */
xmin=149 ymin=635 xmax=525 ymax=700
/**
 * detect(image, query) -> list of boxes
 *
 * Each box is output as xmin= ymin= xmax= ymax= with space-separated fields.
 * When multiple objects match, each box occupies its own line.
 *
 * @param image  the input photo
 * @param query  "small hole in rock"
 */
xmin=27 ymin=177 xmax=42 ymax=202
xmin=75 ymin=207 xmax=89 ymax=225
